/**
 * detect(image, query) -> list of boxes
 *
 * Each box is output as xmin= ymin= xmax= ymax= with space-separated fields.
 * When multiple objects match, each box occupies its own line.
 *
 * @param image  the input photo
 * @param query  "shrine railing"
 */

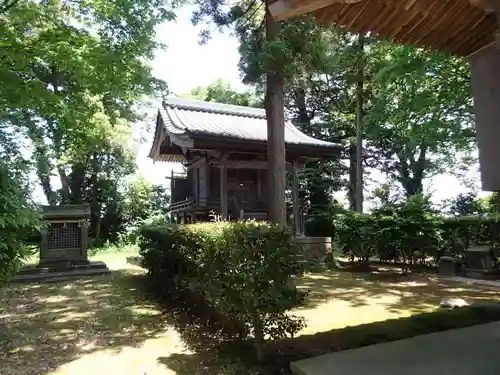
xmin=169 ymin=197 xmax=293 ymax=213
xmin=169 ymin=197 xmax=221 ymax=213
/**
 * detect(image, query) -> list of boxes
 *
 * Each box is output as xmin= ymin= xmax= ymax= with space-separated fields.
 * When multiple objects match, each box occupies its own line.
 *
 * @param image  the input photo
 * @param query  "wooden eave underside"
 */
xmin=273 ymin=0 xmax=496 ymax=57
xmin=157 ymin=135 xmax=341 ymax=163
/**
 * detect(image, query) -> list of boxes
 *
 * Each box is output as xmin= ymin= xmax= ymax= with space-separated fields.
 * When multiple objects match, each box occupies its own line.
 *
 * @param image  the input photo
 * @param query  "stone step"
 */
xmin=11 ymin=261 xmax=110 ymax=283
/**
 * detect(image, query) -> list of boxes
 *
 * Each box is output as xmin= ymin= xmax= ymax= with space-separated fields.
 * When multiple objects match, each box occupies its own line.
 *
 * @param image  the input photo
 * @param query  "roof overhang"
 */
xmin=149 ymin=98 xmax=344 ymax=163
xmin=269 ymin=0 xmax=496 ymax=57
xmin=148 ymin=110 xmax=194 ymax=163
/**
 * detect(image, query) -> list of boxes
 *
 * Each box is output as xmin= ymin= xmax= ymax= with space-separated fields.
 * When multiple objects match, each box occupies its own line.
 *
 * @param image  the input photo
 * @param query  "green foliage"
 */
xmin=0 ymin=165 xmax=40 ymax=285
xmin=333 ymin=193 xmax=500 ymax=268
xmin=103 ymin=176 xmax=171 ymax=245
xmin=305 ymin=199 xmax=344 ymax=237
xmin=0 ymin=0 xmax=178 ymax=245
xmin=445 ymin=192 xmax=489 ymax=216
xmin=139 ymin=220 xmax=307 ymax=361
xmin=0 ymin=114 xmax=40 ymax=285
xmin=334 ymin=195 xmax=443 ymax=268
xmin=185 ymin=79 xmax=263 ymax=107
xmin=441 ymin=215 xmax=500 ymax=259
xmin=366 ymin=44 xmax=475 ymax=195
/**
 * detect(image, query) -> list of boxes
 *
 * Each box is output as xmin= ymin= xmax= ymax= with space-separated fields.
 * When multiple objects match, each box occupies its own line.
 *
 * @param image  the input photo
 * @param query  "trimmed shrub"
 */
xmin=333 ymin=209 xmax=500 ymax=267
xmin=139 ymin=220 xmax=307 ymax=362
xmin=333 ymin=197 xmax=443 ymax=268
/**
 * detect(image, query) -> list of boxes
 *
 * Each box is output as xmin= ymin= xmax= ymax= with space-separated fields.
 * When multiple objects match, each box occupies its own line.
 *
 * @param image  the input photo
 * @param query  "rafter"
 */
xmin=269 ymin=0 xmax=362 ymax=21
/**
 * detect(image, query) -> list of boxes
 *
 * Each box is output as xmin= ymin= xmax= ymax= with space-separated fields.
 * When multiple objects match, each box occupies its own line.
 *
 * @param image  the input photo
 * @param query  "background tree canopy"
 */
xmin=0 ymin=0 xmax=486 ymax=283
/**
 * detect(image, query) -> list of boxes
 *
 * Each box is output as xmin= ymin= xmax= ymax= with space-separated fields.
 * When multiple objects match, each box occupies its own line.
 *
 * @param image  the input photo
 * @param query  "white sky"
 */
xmin=32 ymin=4 xmax=486 ymax=208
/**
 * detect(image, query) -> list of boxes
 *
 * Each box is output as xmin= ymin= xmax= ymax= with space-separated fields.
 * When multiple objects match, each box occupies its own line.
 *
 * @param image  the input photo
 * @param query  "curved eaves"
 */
xmin=148 ymin=110 xmax=165 ymax=161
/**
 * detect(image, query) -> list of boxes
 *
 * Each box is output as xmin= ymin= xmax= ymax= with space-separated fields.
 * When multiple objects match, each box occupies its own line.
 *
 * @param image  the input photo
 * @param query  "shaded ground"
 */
xmin=0 ymin=268 xmax=188 ymax=375
xmin=2 ymin=252 xmax=500 ymax=375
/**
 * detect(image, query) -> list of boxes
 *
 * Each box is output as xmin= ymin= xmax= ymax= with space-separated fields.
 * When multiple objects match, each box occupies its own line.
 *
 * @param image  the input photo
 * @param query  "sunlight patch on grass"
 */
xmin=293 ymin=270 xmax=500 ymax=336
xmin=127 ymin=305 xmax=162 ymax=316
xmin=51 ymin=332 xmax=188 ymax=375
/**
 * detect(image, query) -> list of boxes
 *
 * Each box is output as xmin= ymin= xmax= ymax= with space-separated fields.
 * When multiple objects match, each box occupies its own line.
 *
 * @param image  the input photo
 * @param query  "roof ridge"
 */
xmin=164 ymin=96 xmax=266 ymax=119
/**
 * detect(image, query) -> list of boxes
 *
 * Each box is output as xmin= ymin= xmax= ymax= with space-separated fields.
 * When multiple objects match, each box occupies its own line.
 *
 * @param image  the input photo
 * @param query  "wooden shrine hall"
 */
xmin=148 ymin=97 xmax=341 ymax=233
xmin=269 ymin=0 xmax=500 ymax=191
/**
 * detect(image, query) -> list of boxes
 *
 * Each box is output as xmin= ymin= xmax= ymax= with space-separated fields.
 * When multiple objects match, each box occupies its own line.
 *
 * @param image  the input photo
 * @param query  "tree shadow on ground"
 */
xmin=296 ymin=268 xmax=500 ymax=316
xmin=0 ymin=270 xmax=173 ymax=375
xmin=152 ymin=268 xmax=500 ymax=375
xmin=142 ymin=286 xmax=267 ymax=375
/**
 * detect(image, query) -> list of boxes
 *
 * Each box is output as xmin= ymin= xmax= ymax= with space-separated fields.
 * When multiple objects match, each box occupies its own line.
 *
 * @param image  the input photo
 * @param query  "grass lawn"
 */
xmin=23 ymin=244 xmax=141 ymax=270
xmin=293 ymin=269 xmax=500 ymax=334
xmin=2 ymin=250 xmax=500 ymax=375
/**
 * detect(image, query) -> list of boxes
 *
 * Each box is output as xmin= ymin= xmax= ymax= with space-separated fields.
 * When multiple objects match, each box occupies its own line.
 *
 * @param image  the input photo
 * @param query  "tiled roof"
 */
xmin=160 ymin=97 xmax=341 ymax=149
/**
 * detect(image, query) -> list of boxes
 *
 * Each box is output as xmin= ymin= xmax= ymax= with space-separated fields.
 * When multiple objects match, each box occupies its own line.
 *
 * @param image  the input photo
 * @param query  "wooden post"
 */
xmin=292 ymin=160 xmax=301 ymax=236
xmin=257 ymin=169 xmax=262 ymax=200
xmin=220 ymin=161 xmax=228 ymax=220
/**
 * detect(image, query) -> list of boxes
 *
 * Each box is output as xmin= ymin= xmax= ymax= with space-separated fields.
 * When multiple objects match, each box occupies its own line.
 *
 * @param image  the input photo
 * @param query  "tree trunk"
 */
xmin=354 ymin=35 xmax=364 ymax=213
xmin=39 ymin=173 xmax=58 ymax=206
xmin=57 ymin=165 xmax=70 ymax=204
xmin=295 ymin=80 xmax=309 ymax=126
xmin=69 ymin=163 xmax=86 ymax=204
xmin=265 ymin=0 xmax=286 ymax=226
xmin=90 ymin=153 xmax=102 ymax=244
xmin=348 ymin=143 xmax=357 ymax=211
xmin=36 ymin=157 xmax=58 ymax=206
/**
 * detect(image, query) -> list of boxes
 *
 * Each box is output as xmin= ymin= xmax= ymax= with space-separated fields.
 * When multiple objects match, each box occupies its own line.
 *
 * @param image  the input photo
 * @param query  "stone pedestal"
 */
xmin=438 ymin=255 xmax=460 ymax=276
xmin=294 ymin=236 xmax=332 ymax=265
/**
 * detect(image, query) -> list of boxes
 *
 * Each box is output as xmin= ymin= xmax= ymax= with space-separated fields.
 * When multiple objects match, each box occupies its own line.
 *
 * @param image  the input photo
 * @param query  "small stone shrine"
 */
xmin=12 ymin=204 xmax=110 ymax=283
xmin=463 ymin=245 xmax=499 ymax=279
xmin=40 ymin=204 xmax=91 ymax=265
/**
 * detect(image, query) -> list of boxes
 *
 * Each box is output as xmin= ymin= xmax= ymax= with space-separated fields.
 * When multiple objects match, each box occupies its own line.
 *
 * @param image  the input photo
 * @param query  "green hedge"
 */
xmin=333 ymin=212 xmax=500 ymax=266
xmin=139 ymin=220 xmax=307 ymax=361
xmin=441 ymin=216 xmax=500 ymax=256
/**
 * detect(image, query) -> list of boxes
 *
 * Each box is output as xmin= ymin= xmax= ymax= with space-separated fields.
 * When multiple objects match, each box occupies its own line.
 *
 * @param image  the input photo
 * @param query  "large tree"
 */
xmin=1 ymin=0 xmax=177 ymax=242
xmin=366 ymin=44 xmax=475 ymax=196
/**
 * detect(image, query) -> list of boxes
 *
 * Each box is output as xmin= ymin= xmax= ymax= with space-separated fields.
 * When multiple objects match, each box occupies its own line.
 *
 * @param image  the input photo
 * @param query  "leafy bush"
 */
xmin=333 ymin=195 xmax=443 ymax=269
xmin=333 ymin=194 xmax=500 ymax=268
xmin=139 ymin=220 xmax=307 ymax=362
xmin=333 ymin=212 xmax=376 ymax=264
xmin=118 ymin=212 xmax=170 ymax=245
xmin=0 ymin=165 xmax=40 ymax=285
xmin=441 ymin=215 xmax=500 ymax=261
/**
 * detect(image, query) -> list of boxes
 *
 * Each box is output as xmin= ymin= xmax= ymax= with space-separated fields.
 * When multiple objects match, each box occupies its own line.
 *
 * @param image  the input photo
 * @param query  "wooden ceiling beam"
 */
xmin=269 ymin=0 xmax=363 ymax=21
xmin=469 ymin=0 xmax=496 ymax=13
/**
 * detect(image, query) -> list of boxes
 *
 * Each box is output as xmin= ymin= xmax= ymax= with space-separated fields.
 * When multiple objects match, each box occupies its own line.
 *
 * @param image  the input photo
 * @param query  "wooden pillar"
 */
xmin=220 ymin=162 xmax=228 ymax=220
xmin=292 ymin=160 xmax=301 ymax=235
xmin=469 ymin=45 xmax=500 ymax=191
xmin=257 ymin=169 xmax=262 ymax=200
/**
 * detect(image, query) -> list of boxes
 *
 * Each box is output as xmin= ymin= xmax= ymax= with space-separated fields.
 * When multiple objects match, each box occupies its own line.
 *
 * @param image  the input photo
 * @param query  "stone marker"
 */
xmin=439 ymin=297 xmax=469 ymax=309
xmin=438 ymin=253 xmax=460 ymax=276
